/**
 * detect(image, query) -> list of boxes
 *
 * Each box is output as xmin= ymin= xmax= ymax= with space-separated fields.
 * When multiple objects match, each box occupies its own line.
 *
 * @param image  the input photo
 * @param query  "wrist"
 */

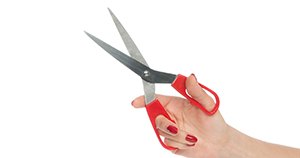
xmin=220 ymin=126 xmax=257 ymax=158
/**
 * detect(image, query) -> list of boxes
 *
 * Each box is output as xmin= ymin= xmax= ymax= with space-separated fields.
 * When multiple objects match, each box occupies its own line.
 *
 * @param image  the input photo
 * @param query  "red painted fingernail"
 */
xmin=167 ymin=125 xmax=178 ymax=134
xmin=185 ymin=134 xmax=198 ymax=143
xmin=191 ymin=73 xmax=197 ymax=81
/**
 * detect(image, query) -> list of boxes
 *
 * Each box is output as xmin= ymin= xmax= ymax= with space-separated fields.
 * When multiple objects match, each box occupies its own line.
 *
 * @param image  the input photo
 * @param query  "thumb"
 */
xmin=185 ymin=74 xmax=215 ymax=111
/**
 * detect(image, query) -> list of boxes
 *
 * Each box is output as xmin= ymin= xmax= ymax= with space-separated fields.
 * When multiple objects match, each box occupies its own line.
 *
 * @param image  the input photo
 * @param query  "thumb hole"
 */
xmin=185 ymin=74 xmax=215 ymax=111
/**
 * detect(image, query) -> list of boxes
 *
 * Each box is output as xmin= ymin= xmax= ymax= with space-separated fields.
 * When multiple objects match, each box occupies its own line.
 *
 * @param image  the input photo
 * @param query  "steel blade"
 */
xmin=108 ymin=8 xmax=154 ymax=104
xmin=85 ymin=31 xmax=148 ymax=79
xmin=108 ymin=8 xmax=148 ymax=66
xmin=85 ymin=31 xmax=177 ymax=84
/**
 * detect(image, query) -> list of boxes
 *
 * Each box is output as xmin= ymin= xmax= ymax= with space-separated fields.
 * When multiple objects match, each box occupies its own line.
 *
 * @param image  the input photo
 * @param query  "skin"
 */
xmin=131 ymin=74 xmax=300 ymax=158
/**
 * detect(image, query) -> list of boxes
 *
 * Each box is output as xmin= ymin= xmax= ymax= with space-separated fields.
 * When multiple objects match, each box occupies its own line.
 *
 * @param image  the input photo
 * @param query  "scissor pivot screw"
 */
xmin=143 ymin=70 xmax=150 ymax=77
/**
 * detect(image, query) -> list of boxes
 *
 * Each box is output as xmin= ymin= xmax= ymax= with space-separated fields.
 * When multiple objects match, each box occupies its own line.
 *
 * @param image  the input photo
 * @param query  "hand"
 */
xmin=131 ymin=74 xmax=230 ymax=158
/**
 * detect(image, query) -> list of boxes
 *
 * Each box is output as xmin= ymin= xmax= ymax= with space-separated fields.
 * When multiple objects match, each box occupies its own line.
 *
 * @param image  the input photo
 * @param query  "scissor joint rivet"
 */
xmin=143 ymin=70 xmax=150 ymax=77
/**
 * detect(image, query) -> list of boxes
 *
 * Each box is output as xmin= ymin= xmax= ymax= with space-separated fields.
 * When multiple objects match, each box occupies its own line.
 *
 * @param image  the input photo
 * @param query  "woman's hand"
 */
xmin=131 ymin=74 xmax=230 ymax=158
xmin=132 ymin=74 xmax=300 ymax=158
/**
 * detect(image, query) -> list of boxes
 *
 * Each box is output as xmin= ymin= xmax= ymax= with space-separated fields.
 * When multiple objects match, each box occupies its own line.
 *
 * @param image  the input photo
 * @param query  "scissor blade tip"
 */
xmin=84 ymin=31 xmax=93 ymax=37
xmin=84 ymin=31 xmax=98 ymax=42
xmin=108 ymin=8 xmax=115 ymax=16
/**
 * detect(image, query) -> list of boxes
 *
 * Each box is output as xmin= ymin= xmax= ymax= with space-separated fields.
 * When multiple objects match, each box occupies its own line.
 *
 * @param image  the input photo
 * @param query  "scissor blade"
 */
xmin=85 ymin=31 xmax=148 ymax=79
xmin=108 ymin=8 xmax=155 ymax=104
xmin=85 ymin=31 xmax=176 ymax=84
xmin=108 ymin=8 xmax=149 ymax=66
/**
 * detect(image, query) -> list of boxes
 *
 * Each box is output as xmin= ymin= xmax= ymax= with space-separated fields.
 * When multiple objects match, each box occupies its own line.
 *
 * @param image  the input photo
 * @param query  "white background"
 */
xmin=1 ymin=0 xmax=300 ymax=157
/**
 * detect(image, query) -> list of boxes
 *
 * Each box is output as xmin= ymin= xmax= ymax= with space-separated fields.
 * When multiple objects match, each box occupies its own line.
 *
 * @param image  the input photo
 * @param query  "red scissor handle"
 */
xmin=146 ymin=99 xmax=177 ymax=150
xmin=172 ymin=74 xmax=220 ymax=115
xmin=146 ymin=74 xmax=220 ymax=150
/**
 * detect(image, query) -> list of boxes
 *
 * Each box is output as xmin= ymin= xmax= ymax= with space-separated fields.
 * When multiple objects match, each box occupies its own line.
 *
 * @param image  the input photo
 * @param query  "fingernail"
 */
xmin=131 ymin=100 xmax=135 ymax=106
xmin=191 ymin=73 xmax=197 ymax=81
xmin=167 ymin=125 xmax=178 ymax=134
xmin=185 ymin=134 xmax=198 ymax=143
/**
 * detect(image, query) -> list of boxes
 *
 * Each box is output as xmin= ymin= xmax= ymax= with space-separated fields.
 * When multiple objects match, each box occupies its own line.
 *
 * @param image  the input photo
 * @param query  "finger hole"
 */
xmin=185 ymin=74 xmax=215 ymax=110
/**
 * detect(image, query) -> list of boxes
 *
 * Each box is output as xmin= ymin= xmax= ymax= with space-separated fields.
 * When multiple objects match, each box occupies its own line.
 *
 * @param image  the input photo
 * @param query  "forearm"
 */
xmin=221 ymin=127 xmax=300 ymax=158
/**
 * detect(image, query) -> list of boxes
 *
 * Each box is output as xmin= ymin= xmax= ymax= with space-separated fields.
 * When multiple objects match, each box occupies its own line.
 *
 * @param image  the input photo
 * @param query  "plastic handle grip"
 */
xmin=146 ymin=99 xmax=177 ymax=150
xmin=171 ymin=74 xmax=220 ymax=115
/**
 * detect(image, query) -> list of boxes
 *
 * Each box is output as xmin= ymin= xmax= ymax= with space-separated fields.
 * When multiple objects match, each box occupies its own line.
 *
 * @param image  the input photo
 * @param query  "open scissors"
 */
xmin=85 ymin=9 xmax=220 ymax=150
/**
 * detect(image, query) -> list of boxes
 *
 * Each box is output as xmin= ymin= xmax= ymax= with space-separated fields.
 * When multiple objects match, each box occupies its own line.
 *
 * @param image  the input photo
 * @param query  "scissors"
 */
xmin=85 ymin=9 xmax=220 ymax=150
